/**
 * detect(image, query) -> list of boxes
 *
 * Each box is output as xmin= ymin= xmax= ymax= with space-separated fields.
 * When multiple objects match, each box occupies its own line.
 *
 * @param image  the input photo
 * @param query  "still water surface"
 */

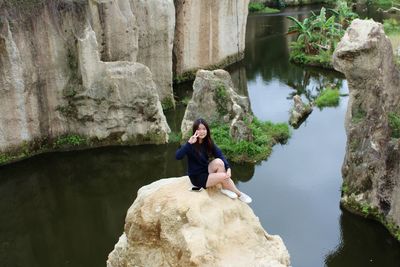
xmin=1 ymin=4 xmax=400 ymax=267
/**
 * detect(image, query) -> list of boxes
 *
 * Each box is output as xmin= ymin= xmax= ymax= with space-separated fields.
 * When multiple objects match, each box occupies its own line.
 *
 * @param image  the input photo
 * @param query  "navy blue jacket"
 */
xmin=175 ymin=141 xmax=230 ymax=176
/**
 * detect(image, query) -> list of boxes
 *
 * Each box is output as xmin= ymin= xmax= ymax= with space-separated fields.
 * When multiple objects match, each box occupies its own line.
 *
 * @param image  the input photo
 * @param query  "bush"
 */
xmin=248 ymin=3 xmax=265 ymax=12
xmin=211 ymin=118 xmax=290 ymax=163
xmin=314 ymin=88 xmax=340 ymax=108
xmin=388 ymin=112 xmax=400 ymax=138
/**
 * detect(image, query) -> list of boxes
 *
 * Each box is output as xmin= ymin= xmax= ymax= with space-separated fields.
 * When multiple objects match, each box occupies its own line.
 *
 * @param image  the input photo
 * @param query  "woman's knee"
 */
xmin=208 ymin=158 xmax=225 ymax=172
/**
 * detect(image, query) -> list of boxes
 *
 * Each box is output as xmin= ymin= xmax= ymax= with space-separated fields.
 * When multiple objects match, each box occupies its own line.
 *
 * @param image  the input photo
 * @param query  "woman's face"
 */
xmin=196 ymin=123 xmax=207 ymax=139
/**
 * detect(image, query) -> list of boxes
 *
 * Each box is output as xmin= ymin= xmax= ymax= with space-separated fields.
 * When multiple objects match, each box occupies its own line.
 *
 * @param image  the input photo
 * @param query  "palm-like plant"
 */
xmin=287 ymin=16 xmax=315 ymax=54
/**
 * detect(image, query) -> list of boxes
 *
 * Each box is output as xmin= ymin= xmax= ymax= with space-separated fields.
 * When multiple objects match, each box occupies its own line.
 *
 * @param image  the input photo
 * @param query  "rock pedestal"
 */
xmin=180 ymin=69 xmax=253 ymax=140
xmin=333 ymin=19 xmax=400 ymax=235
xmin=107 ymin=177 xmax=291 ymax=267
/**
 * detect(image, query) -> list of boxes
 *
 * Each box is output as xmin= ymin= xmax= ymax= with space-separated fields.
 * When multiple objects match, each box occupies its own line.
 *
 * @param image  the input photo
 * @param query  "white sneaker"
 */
xmin=220 ymin=188 xmax=238 ymax=199
xmin=238 ymin=192 xmax=252 ymax=204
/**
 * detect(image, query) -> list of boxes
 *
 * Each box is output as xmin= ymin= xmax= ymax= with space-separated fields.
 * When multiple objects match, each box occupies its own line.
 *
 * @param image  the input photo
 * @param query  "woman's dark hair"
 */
xmin=192 ymin=118 xmax=215 ymax=158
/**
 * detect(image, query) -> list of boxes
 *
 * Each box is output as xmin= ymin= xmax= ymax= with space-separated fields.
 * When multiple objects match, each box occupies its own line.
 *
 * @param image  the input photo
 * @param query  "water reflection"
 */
xmin=325 ymin=209 xmax=400 ymax=267
xmin=0 ymin=145 xmax=185 ymax=267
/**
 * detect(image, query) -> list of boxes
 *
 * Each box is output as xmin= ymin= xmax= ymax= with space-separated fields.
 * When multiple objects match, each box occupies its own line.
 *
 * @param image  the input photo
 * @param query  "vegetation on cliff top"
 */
xmin=211 ymin=118 xmax=290 ymax=163
xmin=248 ymin=3 xmax=280 ymax=13
xmin=287 ymin=1 xmax=358 ymax=68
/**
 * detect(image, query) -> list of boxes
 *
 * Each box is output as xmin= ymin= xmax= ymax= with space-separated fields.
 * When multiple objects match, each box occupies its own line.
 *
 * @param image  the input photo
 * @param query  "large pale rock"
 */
xmin=75 ymin=28 xmax=170 ymax=142
xmin=0 ymin=1 xmax=170 ymax=155
xmin=173 ymin=0 xmax=250 ymax=76
xmin=88 ymin=0 xmax=175 ymax=105
xmin=333 ymin=19 xmax=400 ymax=231
xmin=181 ymin=69 xmax=253 ymax=140
xmin=132 ymin=0 xmax=175 ymax=105
xmin=107 ymin=177 xmax=291 ymax=267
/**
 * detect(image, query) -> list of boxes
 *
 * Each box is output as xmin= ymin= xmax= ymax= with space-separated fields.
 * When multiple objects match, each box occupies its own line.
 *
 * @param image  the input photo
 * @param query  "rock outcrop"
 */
xmin=107 ymin=177 xmax=291 ymax=267
xmin=180 ymin=69 xmax=253 ymax=140
xmin=333 ymin=19 xmax=400 ymax=238
xmin=0 ymin=1 xmax=172 ymax=158
xmin=173 ymin=0 xmax=249 ymax=78
xmin=289 ymin=95 xmax=312 ymax=129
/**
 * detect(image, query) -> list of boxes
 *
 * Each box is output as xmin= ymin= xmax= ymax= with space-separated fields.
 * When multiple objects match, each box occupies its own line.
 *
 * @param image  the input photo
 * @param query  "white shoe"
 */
xmin=238 ymin=192 xmax=252 ymax=204
xmin=220 ymin=188 xmax=238 ymax=199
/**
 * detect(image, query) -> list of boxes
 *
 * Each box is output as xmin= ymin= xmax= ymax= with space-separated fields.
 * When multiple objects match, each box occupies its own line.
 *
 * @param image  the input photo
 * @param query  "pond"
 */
xmin=0 ymin=4 xmax=399 ymax=267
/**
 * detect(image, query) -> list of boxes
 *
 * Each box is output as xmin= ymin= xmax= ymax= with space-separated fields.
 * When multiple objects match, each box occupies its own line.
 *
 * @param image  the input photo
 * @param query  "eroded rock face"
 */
xmin=173 ymin=0 xmax=250 ymax=76
xmin=333 ymin=19 xmax=400 ymax=232
xmin=75 ymin=28 xmax=170 ymax=142
xmin=0 ymin=0 xmax=173 ymax=155
xmin=107 ymin=177 xmax=291 ymax=267
xmin=289 ymin=95 xmax=312 ymax=129
xmin=180 ymin=69 xmax=253 ymax=140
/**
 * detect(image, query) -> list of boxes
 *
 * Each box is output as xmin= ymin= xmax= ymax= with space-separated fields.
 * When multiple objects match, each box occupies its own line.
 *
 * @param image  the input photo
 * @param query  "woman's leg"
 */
xmin=206 ymin=159 xmax=242 ymax=196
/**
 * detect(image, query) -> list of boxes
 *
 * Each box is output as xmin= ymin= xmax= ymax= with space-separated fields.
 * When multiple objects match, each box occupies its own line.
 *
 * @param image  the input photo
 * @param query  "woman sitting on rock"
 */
xmin=175 ymin=118 xmax=252 ymax=204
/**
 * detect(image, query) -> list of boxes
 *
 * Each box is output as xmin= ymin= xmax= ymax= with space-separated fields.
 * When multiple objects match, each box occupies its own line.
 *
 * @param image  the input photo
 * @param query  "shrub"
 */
xmin=314 ymin=88 xmax=340 ymax=108
xmin=211 ymin=118 xmax=290 ymax=163
xmin=388 ymin=112 xmax=400 ymax=138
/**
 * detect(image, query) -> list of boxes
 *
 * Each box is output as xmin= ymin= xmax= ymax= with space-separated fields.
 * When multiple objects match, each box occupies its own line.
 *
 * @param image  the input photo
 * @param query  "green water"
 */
xmin=1 ymin=4 xmax=400 ymax=267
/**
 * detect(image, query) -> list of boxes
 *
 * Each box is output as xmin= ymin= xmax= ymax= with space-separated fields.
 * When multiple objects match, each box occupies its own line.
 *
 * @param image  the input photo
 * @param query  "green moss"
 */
xmin=180 ymin=97 xmax=191 ymax=106
xmin=289 ymin=46 xmax=333 ymax=69
xmin=384 ymin=18 xmax=400 ymax=35
xmin=214 ymin=83 xmax=229 ymax=115
xmin=314 ymin=88 xmax=340 ymax=108
xmin=211 ymin=118 xmax=291 ymax=163
xmin=248 ymin=3 xmax=280 ymax=13
xmin=388 ymin=112 xmax=400 ymax=138
xmin=53 ymin=134 xmax=87 ymax=148
xmin=352 ymin=108 xmax=367 ymax=123
xmin=342 ymin=196 xmax=400 ymax=241
xmin=161 ymin=97 xmax=175 ymax=111
xmin=168 ymin=131 xmax=182 ymax=143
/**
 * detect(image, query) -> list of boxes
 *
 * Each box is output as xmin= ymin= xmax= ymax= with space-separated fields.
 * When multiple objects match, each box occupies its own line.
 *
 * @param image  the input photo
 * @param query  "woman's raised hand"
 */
xmin=188 ymin=131 xmax=199 ymax=144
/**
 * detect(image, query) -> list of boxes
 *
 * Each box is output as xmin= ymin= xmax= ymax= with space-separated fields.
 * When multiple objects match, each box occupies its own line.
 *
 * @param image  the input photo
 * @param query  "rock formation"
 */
xmin=289 ymin=95 xmax=312 ymax=129
xmin=180 ymin=69 xmax=253 ymax=140
xmin=0 ymin=1 xmax=173 ymax=158
xmin=0 ymin=0 xmax=250 ymax=162
xmin=107 ymin=177 xmax=291 ymax=267
xmin=333 ymin=19 xmax=400 ymax=238
xmin=173 ymin=0 xmax=249 ymax=79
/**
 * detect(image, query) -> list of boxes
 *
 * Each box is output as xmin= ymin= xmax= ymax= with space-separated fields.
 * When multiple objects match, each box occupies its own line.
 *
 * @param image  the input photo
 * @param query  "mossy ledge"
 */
xmin=173 ymin=52 xmax=244 ymax=84
xmin=0 ymin=132 xmax=166 ymax=166
xmin=211 ymin=118 xmax=291 ymax=164
xmin=341 ymin=188 xmax=400 ymax=242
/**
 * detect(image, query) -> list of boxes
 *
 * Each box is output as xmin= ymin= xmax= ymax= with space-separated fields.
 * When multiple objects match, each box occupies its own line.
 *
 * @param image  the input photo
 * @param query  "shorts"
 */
xmin=189 ymin=172 xmax=209 ymax=189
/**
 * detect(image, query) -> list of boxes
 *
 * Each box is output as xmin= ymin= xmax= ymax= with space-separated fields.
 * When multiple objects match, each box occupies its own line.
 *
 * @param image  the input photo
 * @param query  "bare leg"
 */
xmin=206 ymin=159 xmax=242 ymax=196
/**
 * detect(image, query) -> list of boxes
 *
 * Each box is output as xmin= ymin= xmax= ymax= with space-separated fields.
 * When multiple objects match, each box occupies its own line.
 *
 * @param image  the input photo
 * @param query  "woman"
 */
xmin=175 ymin=118 xmax=252 ymax=204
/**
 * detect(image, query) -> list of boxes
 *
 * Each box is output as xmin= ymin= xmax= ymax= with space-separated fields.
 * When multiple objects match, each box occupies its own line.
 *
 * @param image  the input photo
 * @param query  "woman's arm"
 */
xmin=213 ymin=144 xmax=230 ymax=170
xmin=175 ymin=142 xmax=191 ymax=160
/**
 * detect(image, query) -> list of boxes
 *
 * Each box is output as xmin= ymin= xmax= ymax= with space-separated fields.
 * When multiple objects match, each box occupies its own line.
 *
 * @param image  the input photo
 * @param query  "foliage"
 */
xmin=161 ymin=97 xmax=175 ymax=111
xmin=314 ymin=88 xmax=340 ymax=108
xmin=352 ymin=107 xmax=367 ymax=123
xmin=53 ymin=134 xmax=87 ymax=148
xmin=248 ymin=3 xmax=280 ymax=13
xmin=388 ymin=112 xmax=400 ymax=138
xmin=383 ymin=18 xmax=400 ymax=35
xmin=211 ymin=118 xmax=290 ymax=163
xmin=248 ymin=3 xmax=265 ymax=12
xmin=214 ymin=83 xmax=229 ymax=115
xmin=343 ymin=196 xmax=400 ymax=241
xmin=287 ymin=1 xmax=358 ymax=67
xmin=168 ymin=131 xmax=182 ymax=143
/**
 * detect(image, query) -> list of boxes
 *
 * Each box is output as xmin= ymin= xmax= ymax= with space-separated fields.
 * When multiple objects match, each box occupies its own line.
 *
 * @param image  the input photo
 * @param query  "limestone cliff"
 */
xmin=107 ymin=177 xmax=291 ymax=267
xmin=173 ymin=0 xmax=250 ymax=79
xmin=0 ymin=0 xmax=250 ymax=163
xmin=333 ymin=19 xmax=400 ymax=239
xmin=0 ymin=0 xmax=174 ymax=161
